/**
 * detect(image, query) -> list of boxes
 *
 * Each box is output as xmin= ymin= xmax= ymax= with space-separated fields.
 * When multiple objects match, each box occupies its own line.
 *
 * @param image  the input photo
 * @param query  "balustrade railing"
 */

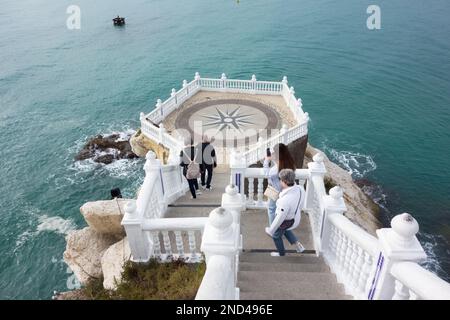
xmin=231 ymin=167 xmax=309 ymax=209
xmin=142 ymin=217 xmax=207 ymax=262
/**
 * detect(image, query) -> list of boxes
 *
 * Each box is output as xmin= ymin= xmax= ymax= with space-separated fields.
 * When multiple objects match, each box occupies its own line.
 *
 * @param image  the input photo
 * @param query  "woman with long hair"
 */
xmin=264 ymin=143 xmax=305 ymax=255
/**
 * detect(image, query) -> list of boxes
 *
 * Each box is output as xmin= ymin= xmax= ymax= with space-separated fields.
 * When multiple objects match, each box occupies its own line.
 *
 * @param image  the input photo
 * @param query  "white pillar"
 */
xmin=282 ymin=76 xmax=288 ymax=85
xmin=368 ymin=213 xmax=427 ymax=300
xmin=194 ymin=72 xmax=201 ymax=80
xmin=222 ymin=184 xmax=245 ymax=224
xmin=171 ymin=88 xmax=177 ymax=104
xmin=305 ymin=153 xmax=327 ymax=210
xmin=280 ymin=124 xmax=288 ymax=144
xmin=251 ymin=74 xmax=257 ymax=93
xmin=121 ymin=201 xmax=153 ymax=262
xmin=144 ymin=151 xmax=166 ymax=216
xmin=158 ymin=123 xmax=166 ymax=144
xmin=321 ymin=186 xmax=346 ymax=252
xmin=200 ymin=207 xmax=240 ymax=299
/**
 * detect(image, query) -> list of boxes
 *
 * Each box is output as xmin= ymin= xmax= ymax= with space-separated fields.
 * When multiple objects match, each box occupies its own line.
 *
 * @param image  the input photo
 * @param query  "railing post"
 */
xmin=222 ymin=184 xmax=245 ymax=225
xmin=305 ymin=153 xmax=326 ymax=210
xmin=183 ymin=79 xmax=188 ymax=95
xmin=251 ymin=74 xmax=256 ymax=94
xmin=221 ymin=73 xmax=227 ymax=90
xmin=171 ymin=88 xmax=177 ymax=105
xmin=156 ymin=98 xmax=163 ymax=117
xmin=321 ymin=186 xmax=346 ymax=253
xmin=200 ymin=207 xmax=240 ymax=299
xmin=367 ymin=213 xmax=427 ymax=300
xmin=282 ymin=76 xmax=288 ymax=85
xmin=229 ymin=149 xmax=247 ymax=206
xmin=194 ymin=72 xmax=201 ymax=88
xmin=121 ymin=200 xmax=153 ymax=262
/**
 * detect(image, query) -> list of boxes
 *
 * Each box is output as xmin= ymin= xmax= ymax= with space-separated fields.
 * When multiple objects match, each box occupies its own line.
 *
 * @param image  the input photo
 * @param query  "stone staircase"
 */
xmin=238 ymin=252 xmax=350 ymax=300
xmin=165 ymin=168 xmax=351 ymax=300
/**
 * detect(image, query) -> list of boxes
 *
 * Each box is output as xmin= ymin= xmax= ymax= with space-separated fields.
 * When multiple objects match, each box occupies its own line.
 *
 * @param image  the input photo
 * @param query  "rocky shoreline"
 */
xmin=75 ymin=132 xmax=138 ymax=164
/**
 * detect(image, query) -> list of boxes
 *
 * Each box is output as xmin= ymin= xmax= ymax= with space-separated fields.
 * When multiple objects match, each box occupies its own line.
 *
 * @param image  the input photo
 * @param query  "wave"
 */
xmin=15 ymin=213 xmax=76 ymax=252
xmin=321 ymin=145 xmax=377 ymax=179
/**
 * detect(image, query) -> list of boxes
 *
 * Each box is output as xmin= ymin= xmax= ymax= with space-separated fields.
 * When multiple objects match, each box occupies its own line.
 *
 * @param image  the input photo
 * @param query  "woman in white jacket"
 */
xmin=264 ymin=159 xmax=305 ymax=256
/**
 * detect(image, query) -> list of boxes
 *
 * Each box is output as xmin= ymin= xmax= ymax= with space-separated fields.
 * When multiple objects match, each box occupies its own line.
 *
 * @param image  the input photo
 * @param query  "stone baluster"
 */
xmin=349 ymin=241 xmax=360 ymax=290
xmin=247 ymin=178 xmax=255 ymax=205
xmin=353 ymin=245 xmax=365 ymax=295
xmin=152 ymin=231 xmax=161 ymax=257
xmin=162 ymin=231 xmax=172 ymax=260
xmin=121 ymin=201 xmax=152 ymax=262
xmin=368 ymin=213 xmax=427 ymax=300
xmin=257 ymin=178 xmax=264 ymax=206
xmin=188 ymin=230 xmax=197 ymax=261
xmin=174 ymin=231 xmax=184 ymax=258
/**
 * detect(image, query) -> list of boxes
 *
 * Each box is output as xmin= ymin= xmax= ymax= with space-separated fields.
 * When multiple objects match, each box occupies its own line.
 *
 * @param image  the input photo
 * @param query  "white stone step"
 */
xmin=239 ymin=261 xmax=330 ymax=273
xmin=238 ymin=270 xmax=348 ymax=300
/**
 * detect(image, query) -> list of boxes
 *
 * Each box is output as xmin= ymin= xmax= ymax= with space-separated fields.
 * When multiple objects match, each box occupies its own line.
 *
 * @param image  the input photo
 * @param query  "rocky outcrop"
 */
xmin=80 ymin=199 xmax=131 ymax=236
xmin=101 ymin=238 xmax=131 ymax=290
xmin=130 ymin=129 xmax=170 ymax=163
xmin=75 ymin=132 xmax=138 ymax=164
xmin=63 ymin=227 xmax=122 ymax=284
xmin=304 ymin=144 xmax=382 ymax=235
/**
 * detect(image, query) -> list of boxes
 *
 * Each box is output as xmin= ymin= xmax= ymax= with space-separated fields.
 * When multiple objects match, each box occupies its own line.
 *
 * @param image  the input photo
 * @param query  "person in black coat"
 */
xmin=180 ymin=138 xmax=201 ymax=199
xmin=197 ymin=135 xmax=217 ymax=190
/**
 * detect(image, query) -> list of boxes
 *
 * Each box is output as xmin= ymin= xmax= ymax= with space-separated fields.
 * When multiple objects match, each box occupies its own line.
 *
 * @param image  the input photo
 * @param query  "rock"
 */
xmin=75 ymin=132 xmax=139 ymax=164
xmin=101 ymin=238 xmax=131 ymax=290
xmin=130 ymin=129 xmax=170 ymax=163
xmin=80 ymin=199 xmax=131 ymax=236
xmin=304 ymin=144 xmax=382 ymax=235
xmin=63 ymin=227 xmax=122 ymax=284
xmin=95 ymin=154 xmax=115 ymax=164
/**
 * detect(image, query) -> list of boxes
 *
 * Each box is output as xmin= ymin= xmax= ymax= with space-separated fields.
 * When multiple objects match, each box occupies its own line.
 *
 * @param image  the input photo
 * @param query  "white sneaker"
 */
xmin=190 ymin=196 xmax=196 ymax=199
xmin=270 ymin=252 xmax=280 ymax=257
xmin=295 ymin=242 xmax=305 ymax=253
xmin=206 ymin=186 xmax=212 ymax=191
xmin=201 ymin=185 xmax=206 ymax=190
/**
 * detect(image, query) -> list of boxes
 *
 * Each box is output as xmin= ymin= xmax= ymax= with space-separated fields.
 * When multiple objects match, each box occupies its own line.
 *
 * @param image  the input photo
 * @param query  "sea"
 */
xmin=0 ymin=0 xmax=449 ymax=299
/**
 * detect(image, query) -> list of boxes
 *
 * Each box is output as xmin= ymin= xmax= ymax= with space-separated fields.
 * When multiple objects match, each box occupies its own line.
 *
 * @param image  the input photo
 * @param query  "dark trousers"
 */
xmin=201 ymin=164 xmax=213 ymax=188
xmin=183 ymin=170 xmax=199 ymax=198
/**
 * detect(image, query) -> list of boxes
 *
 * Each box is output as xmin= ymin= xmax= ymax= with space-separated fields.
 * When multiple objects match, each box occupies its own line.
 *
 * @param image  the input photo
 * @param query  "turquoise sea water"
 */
xmin=0 ymin=0 xmax=449 ymax=299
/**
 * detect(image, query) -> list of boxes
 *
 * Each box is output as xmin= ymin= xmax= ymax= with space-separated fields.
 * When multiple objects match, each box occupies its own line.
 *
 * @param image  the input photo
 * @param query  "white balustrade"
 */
xmin=142 ymin=217 xmax=208 ymax=262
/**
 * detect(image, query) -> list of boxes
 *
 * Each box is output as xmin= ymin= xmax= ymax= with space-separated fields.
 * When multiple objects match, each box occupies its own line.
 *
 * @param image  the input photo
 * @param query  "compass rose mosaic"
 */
xmin=174 ymin=99 xmax=281 ymax=142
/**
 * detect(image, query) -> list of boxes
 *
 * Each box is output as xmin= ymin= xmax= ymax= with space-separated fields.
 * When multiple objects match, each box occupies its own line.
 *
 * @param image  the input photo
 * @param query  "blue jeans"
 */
xmin=268 ymin=199 xmax=298 ymax=256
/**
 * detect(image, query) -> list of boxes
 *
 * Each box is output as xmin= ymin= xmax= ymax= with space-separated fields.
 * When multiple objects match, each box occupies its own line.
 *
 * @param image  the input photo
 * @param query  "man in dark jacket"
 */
xmin=197 ymin=135 xmax=217 ymax=190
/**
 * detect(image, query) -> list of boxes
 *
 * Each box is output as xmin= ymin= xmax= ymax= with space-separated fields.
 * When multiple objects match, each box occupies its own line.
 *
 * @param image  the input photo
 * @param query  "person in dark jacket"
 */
xmin=197 ymin=135 xmax=217 ymax=190
xmin=180 ymin=137 xmax=201 ymax=199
